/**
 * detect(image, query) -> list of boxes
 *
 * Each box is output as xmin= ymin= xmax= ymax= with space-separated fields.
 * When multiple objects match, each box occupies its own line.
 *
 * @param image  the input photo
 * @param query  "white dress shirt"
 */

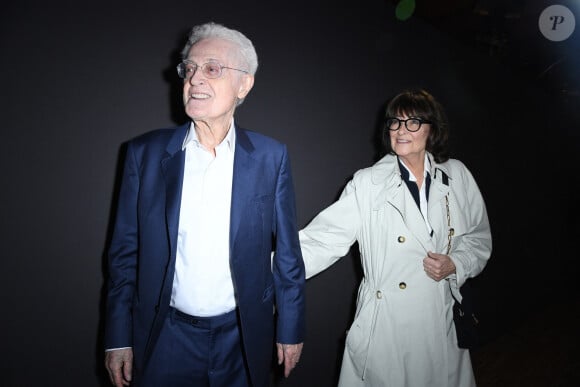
xmin=170 ymin=122 xmax=236 ymax=317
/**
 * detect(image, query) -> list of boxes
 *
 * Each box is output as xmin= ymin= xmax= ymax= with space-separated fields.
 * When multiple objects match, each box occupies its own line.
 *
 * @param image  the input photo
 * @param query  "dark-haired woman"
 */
xmin=300 ymin=89 xmax=492 ymax=386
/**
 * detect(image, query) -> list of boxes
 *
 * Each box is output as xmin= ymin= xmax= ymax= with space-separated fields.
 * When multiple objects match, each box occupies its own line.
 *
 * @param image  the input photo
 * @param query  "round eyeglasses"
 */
xmin=385 ymin=117 xmax=431 ymax=132
xmin=176 ymin=61 xmax=249 ymax=80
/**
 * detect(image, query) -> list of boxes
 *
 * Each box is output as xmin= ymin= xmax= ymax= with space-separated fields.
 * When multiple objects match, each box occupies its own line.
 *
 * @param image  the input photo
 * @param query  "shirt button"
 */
xmin=397 ymin=236 xmax=406 ymax=243
xmin=399 ymin=282 xmax=407 ymax=290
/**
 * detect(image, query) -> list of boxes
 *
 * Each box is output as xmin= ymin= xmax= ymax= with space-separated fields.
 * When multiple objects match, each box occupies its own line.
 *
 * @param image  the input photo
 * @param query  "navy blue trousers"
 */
xmin=140 ymin=308 xmax=251 ymax=387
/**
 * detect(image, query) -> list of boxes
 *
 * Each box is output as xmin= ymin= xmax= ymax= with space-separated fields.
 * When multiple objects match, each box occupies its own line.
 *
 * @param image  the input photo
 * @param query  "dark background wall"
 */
xmin=1 ymin=0 xmax=578 ymax=386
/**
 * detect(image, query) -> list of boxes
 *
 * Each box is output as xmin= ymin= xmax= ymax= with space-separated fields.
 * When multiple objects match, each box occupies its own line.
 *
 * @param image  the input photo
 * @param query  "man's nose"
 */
xmin=188 ymin=67 xmax=205 ymax=85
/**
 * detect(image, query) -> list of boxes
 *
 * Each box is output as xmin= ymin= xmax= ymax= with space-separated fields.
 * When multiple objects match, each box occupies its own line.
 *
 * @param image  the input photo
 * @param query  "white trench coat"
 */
xmin=300 ymin=153 xmax=492 ymax=387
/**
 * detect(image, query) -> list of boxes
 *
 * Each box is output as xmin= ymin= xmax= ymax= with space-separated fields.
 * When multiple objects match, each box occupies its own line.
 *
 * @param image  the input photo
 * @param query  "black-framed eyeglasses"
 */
xmin=176 ymin=60 xmax=249 ymax=80
xmin=385 ymin=117 xmax=432 ymax=132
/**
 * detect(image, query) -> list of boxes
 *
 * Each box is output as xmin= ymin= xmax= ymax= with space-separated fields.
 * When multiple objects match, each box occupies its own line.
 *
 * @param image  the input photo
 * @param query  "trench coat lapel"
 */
xmin=427 ymin=163 xmax=451 ymax=252
xmin=372 ymin=154 xmax=441 ymax=252
xmin=391 ymin=185 xmax=434 ymax=251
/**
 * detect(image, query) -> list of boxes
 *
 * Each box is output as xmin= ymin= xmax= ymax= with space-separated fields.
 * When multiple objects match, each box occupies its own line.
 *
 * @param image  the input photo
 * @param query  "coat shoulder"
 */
xmin=340 ymin=155 xmax=398 ymax=202
xmin=363 ymin=154 xmax=398 ymax=186
xmin=435 ymin=158 xmax=473 ymax=184
xmin=237 ymin=127 xmax=287 ymax=160
xmin=437 ymin=158 xmax=467 ymax=172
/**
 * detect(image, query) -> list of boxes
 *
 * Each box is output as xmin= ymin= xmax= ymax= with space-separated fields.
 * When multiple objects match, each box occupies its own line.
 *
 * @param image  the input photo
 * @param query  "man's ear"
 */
xmin=237 ymin=74 xmax=254 ymax=99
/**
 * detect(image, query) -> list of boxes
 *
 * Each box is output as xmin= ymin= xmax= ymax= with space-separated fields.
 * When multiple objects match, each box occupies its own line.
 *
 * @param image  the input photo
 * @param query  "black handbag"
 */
xmin=451 ymin=280 xmax=480 ymax=349
xmin=445 ymin=195 xmax=480 ymax=349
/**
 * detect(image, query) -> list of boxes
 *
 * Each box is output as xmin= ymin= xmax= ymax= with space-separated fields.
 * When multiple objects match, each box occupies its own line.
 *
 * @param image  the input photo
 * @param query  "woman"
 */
xmin=300 ymin=89 xmax=492 ymax=386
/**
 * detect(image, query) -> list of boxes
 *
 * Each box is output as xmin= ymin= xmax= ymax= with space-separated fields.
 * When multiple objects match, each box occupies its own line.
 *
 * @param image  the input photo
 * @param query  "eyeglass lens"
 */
xmin=177 ymin=62 xmax=223 ymax=79
xmin=387 ymin=118 xmax=423 ymax=132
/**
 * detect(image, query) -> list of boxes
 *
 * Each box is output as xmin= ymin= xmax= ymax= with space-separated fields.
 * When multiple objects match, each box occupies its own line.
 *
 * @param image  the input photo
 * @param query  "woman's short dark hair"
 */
xmin=383 ymin=89 xmax=450 ymax=163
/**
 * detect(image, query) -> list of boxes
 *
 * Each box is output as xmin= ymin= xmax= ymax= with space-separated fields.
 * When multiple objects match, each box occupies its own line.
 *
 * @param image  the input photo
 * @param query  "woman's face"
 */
xmin=389 ymin=114 xmax=431 ymax=163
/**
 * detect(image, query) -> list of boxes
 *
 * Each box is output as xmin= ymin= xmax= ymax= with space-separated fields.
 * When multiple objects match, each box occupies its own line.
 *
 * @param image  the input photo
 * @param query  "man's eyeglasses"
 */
xmin=385 ymin=117 xmax=432 ymax=132
xmin=176 ymin=60 xmax=248 ymax=80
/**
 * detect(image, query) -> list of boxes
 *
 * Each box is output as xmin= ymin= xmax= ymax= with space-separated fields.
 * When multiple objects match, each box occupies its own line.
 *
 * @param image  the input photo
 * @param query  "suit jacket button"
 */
xmin=399 ymin=282 xmax=407 ymax=290
xmin=397 ymin=236 xmax=406 ymax=243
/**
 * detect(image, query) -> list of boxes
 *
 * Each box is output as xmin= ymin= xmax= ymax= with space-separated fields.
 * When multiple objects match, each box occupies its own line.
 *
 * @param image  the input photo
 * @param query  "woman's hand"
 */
xmin=423 ymin=251 xmax=456 ymax=281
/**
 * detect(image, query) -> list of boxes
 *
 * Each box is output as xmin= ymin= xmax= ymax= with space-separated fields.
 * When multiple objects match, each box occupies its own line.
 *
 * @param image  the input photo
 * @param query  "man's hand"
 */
xmin=276 ymin=342 xmax=303 ymax=377
xmin=423 ymin=251 xmax=456 ymax=281
xmin=105 ymin=348 xmax=133 ymax=386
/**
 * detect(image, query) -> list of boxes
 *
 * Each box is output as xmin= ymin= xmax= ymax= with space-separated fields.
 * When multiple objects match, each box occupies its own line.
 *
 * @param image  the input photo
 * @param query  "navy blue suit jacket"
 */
xmin=105 ymin=123 xmax=306 ymax=386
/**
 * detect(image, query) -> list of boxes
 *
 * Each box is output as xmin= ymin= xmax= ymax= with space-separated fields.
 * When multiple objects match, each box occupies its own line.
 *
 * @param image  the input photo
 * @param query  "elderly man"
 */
xmin=104 ymin=22 xmax=305 ymax=387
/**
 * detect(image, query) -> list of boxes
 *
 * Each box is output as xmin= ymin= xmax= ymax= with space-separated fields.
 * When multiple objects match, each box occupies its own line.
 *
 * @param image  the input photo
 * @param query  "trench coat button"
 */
xmin=397 ymin=236 xmax=406 ymax=243
xmin=399 ymin=282 xmax=407 ymax=290
xmin=376 ymin=290 xmax=382 ymax=299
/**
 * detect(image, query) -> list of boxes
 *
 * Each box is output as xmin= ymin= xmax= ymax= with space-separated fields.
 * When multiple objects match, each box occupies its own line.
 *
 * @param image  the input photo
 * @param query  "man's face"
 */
xmin=182 ymin=38 xmax=253 ymax=127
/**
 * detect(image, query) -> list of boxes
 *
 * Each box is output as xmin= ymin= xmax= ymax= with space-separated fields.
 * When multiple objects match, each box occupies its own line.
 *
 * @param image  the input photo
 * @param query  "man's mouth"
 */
xmin=190 ymin=93 xmax=210 ymax=100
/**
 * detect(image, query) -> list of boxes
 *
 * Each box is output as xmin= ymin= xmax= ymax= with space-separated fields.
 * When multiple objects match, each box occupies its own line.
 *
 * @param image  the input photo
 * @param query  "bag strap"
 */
xmin=445 ymin=195 xmax=454 ymax=255
xmin=444 ymin=186 xmax=461 ymax=305
xmin=442 ymin=169 xmax=479 ymax=324
xmin=435 ymin=167 xmax=454 ymax=254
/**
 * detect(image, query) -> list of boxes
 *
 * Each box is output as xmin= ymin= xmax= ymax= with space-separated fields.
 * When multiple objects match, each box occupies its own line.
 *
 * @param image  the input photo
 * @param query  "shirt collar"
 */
xmin=182 ymin=120 xmax=236 ymax=152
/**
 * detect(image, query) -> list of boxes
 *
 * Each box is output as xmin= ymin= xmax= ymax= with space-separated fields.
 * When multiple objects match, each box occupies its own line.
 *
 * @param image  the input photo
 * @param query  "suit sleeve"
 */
xmin=104 ymin=142 xmax=140 ymax=349
xmin=272 ymin=146 xmax=306 ymax=344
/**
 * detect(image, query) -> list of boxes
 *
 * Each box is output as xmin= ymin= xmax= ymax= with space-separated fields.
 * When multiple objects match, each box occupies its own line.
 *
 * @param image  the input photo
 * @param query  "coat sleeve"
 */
xmin=272 ymin=146 xmax=306 ymax=344
xmin=299 ymin=177 xmax=361 ymax=279
xmin=448 ymin=161 xmax=492 ymax=291
xmin=104 ymin=142 xmax=140 ymax=349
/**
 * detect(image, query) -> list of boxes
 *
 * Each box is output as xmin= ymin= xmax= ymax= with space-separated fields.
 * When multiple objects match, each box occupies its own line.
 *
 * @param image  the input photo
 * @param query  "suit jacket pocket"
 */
xmin=262 ymin=284 xmax=274 ymax=302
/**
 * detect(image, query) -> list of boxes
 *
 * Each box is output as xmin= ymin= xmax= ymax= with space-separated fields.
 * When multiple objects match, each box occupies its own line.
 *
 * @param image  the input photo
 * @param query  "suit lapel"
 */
xmin=230 ymin=128 xmax=255 ymax=247
xmin=161 ymin=124 xmax=188 ymax=252
xmin=143 ymin=124 xmax=187 ymax=368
